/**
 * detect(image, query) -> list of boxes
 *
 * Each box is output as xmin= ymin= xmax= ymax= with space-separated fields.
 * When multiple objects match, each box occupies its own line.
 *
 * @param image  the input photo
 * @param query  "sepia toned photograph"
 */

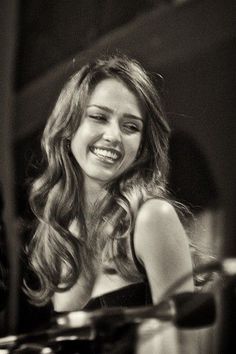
xmin=0 ymin=0 xmax=235 ymax=353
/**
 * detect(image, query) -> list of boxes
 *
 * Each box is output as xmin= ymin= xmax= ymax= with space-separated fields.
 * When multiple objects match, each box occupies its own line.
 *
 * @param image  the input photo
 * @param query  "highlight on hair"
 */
xmin=24 ymin=54 xmax=171 ymax=305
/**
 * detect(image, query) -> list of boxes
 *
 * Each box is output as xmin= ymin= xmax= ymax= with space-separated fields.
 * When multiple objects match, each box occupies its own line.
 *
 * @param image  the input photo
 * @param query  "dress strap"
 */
xmin=130 ymin=229 xmax=146 ymax=276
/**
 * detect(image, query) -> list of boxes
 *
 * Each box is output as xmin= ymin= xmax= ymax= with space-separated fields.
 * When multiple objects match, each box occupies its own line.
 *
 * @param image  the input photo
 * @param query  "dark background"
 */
xmin=14 ymin=0 xmax=234 ymax=223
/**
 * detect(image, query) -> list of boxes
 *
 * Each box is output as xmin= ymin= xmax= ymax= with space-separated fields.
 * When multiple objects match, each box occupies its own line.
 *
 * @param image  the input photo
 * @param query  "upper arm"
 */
xmin=134 ymin=199 xmax=194 ymax=303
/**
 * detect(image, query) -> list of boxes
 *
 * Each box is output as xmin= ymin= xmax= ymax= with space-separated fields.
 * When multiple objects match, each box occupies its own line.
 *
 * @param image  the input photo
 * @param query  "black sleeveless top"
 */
xmin=83 ymin=281 xmax=152 ymax=310
xmin=83 ymin=231 xmax=152 ymax=310
xmin=52 ymin=233 xmax=152 ymax=354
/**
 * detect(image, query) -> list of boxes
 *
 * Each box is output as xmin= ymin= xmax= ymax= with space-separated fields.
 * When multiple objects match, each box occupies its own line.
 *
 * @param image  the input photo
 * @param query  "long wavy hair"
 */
xmin=25 ymin=54 xmax=171 ymax=305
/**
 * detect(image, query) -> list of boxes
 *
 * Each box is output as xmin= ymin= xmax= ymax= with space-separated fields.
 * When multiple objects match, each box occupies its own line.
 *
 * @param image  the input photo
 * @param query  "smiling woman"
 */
xmin=24 ymin=54 xmax=196 ymax=353
xmin=71 ymin=78 xmax=144 ymax=187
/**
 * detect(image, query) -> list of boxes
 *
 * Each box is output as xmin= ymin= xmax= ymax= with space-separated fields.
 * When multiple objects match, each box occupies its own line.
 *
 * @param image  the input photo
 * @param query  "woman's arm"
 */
xmin=133 ymin=199 xmax=197 ymax=354
xmin=134 ymin=199 xmax=193 ymax=301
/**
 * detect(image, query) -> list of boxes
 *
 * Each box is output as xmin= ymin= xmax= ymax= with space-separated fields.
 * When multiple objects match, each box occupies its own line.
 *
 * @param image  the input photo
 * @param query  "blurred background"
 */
xmin=0 ymin=0 xmax=235 ymax=352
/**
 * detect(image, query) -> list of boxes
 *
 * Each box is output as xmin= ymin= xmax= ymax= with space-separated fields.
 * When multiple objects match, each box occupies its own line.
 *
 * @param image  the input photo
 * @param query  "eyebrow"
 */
xmin=87 ymin=104 xmax=144 ymax=122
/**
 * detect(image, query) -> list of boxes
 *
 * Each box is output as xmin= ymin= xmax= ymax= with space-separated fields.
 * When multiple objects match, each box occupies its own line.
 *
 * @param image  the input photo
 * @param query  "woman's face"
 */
xmin=71 ymin=78 xmax=144 ymax=187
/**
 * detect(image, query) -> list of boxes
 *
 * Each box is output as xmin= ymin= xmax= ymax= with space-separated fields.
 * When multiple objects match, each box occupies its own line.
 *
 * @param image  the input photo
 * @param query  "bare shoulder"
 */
xmin=134 ymin=199 xmax=193 ymax=300
xmin=134 ymin=198 xmax=189 ymax=259
xmin=135 ymin=199 xmax=185 ymax=238
xmin=136 ymin=198 xmax=180 ymax=225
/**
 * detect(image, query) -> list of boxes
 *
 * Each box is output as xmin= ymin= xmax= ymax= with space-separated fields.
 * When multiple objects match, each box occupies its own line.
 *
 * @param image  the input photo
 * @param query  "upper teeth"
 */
xmin=92 ymin=147 xmax=119 ymax=160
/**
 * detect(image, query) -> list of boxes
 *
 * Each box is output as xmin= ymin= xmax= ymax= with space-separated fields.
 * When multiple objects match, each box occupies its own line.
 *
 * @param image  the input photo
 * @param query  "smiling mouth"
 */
xmin=90 ymin=146 xmax=122 ymax=163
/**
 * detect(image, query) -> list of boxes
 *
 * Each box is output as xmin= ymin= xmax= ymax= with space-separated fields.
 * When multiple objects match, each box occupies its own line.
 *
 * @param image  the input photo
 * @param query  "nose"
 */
xmin=102 ymin=120 xmax=121 ymax=144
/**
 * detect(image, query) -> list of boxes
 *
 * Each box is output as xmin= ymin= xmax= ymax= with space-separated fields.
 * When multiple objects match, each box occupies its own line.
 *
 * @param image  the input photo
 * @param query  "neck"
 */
xmin=83 ymin=178 xmax=107 ymax=216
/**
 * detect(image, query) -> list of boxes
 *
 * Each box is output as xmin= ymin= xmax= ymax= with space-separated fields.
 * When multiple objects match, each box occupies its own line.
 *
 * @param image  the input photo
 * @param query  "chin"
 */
xmin=85 ymin=170 xmax=117 ymax=184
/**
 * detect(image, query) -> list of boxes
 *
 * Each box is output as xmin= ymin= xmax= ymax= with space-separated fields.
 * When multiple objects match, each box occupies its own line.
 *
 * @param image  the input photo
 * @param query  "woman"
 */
xmin=25 ymin=54 xmax=194 ymax=352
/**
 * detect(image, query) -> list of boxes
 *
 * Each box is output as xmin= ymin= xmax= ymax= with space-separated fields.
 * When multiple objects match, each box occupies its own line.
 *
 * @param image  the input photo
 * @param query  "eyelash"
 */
xmin=88 ymin=114 xmax=141 ymax=133
xmin=89 ymin=114 xmax=106 ymax=121
xmin=123 ymin=124 xmax=140 ymax=132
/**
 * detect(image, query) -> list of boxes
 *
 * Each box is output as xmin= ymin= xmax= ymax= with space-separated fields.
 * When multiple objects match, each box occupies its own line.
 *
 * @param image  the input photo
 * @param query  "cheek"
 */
xmin=124 ymin=136 xmax=142 ymax=161
xmin=71 ymin=129 xmax=85 ymax=161
xmin=71 ymin=124 xmax=89 ymax=150
xmin=71 ymin=132 xmax=79 ymax=153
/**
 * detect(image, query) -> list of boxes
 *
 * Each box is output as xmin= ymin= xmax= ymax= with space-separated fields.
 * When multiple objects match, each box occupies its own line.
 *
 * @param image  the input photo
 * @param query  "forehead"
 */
xmin=87 ymin=78 xmax=143 ymax=117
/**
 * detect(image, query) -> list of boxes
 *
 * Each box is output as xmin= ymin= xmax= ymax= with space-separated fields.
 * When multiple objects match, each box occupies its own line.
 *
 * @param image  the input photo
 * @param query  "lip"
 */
xmin=89 ymin=145 xmax=122 ymax=163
